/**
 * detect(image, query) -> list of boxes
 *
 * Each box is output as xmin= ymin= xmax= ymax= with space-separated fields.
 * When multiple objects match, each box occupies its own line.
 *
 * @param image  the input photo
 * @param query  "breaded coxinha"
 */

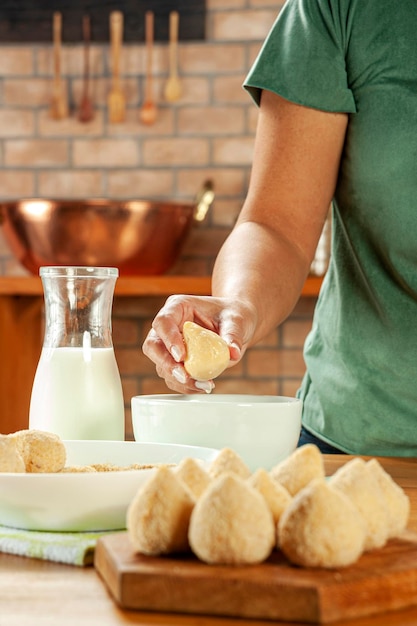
xmin=208 ymin=446 xmax=251 ymax=480
xmin=329 ymin=457 xmax=409 ymax=551
xmin=270 ymin=443 xmax=325 ymax=495
xmin=279 ymin=478 xmax=367 ymax=568
xmin=127 ymin=465 xmax=195 ymax=556
xmin=366 ymin=458 xmax=410 ymax=537
xmin=248 ymin=468 xmax=292 ymax=526
xmin=8 ymin=429 xmax=66 ymax=473
xmin=189 ymin=472 xmax=275 ymax=565
xmin=175 ymin=457 xmax=211 ymax=499
xmin=0 ymin=435 xmax=25 ymax=472
xmin=125 ymin=444 xmax=410 ymax=570
xmin=0 ymin=429 xmax=66 ymax=474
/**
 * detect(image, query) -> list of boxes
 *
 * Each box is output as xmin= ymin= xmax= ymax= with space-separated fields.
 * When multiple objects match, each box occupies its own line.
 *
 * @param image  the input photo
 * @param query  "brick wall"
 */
xmin=0 ymin=0 xmax=318 ymax=439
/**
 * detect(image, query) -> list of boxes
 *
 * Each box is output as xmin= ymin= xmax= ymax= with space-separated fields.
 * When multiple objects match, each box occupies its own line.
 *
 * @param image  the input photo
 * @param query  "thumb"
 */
xmin=217 ymin=302 xmax=257 ymax=363
xmin=219 ymin=325 xmax=246 ymax=363
xmin=228 ymin=341 xmax=242 ymax=363
xmin=223 ymin=338 xmax=242 ymax=363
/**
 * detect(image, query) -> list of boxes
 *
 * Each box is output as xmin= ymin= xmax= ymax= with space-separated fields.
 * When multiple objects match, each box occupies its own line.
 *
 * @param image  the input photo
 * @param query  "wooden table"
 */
xmin=0 ymin=455 xmax=417 ymax=626
xmin=0 ymin=275 xmax=323 ymax=435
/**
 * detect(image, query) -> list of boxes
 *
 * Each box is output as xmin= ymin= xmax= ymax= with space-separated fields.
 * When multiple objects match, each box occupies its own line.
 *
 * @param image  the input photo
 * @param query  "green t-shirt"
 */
xmin=244 ymin=0 xmax=417 ymax=455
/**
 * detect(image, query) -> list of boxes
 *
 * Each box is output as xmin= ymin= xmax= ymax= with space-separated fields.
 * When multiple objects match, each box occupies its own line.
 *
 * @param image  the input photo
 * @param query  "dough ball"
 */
xmin=175 ymin=457 xmax=211 ymax=499
xmin=278 ymin=478 xmax=366 ymax=568
xmin=183 ymin=321 xmax=230 ymax=381
xmin=366 ymin=458 xmax=410 ymax=538
xmin=209 ymin=447 xmax=251 ymax=480
xmin=329 ymin=457 xmax=390 ymax=551
xmin=0 ymin=435 xmax=25 ymax=473
xmin=127 ymin=465 xmax=195 ymax=556
xmin=189 ymin=472 xmax=275 ymax=565
xmin=248 ymin=468 xmax=292 ymax=526
xmin=12 ymin=429 xmax=66 ymax=473
xmin=270 ymin=444 xmax=325 ymax=495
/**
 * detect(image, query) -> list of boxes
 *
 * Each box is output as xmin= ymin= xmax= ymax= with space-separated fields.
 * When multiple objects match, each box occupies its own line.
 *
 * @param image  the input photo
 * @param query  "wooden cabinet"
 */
xmin=0 ymin=275 xmax=322 ymax=434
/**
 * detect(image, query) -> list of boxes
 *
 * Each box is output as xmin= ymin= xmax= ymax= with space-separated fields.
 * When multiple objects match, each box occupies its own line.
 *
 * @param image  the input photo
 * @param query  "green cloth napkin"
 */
xmin=0 ymin=525 xmax=116 ymax=566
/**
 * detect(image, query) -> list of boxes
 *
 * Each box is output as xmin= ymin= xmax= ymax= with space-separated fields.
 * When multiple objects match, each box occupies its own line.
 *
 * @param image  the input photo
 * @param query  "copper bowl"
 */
xmin=0 ymin=182 xmax=214 ymax=276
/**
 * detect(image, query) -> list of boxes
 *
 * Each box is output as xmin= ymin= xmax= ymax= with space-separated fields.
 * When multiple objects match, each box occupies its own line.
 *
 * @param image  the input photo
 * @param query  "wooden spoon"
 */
xmin=50 ymin=12 xmax=68 ymax=119
xmin=139 ymin=11 xmax=157 ymax=125
xmin=108 ymin=11 xmax=125 ymax=124
xmin=78 ymin=14 xmax=94 ymax=123
xmin=164 ymin=11 xmax=182 ymax=102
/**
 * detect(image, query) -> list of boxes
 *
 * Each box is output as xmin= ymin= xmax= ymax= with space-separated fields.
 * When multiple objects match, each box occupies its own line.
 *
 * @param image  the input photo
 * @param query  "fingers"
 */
xmin=148 ymin=294 xmax=216 ymax=363
xmin=149 ymin=298 xmax=188 ymax=364
xmin=217 ymin=299 xmax=258 ymax=363
xmin=142 ymin=295 xmax=256 ymax=393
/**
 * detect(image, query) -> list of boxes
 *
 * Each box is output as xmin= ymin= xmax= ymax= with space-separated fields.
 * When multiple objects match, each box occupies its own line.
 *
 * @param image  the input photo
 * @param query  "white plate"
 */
xmin=0 ymin=440 xmax=219 ymax=532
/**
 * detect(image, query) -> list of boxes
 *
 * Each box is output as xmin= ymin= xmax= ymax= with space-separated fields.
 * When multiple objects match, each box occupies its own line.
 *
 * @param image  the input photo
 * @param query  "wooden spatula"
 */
xmin=164 ymin=11 xmax=182 ymax=102
xmin=108 ymin=11 xmax=125 ymax=124
xmin=78 ymin=14 xmax=94 ymax=123
xmin=50 ymin=12 xmax=68 ymax=120
xmin=139 ymin=11 xmax=157 ymax=125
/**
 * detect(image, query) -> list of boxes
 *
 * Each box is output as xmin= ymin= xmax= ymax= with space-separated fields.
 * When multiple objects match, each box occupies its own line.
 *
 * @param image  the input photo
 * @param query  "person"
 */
xmin=143 ymin=0 xmax=417 ymax=456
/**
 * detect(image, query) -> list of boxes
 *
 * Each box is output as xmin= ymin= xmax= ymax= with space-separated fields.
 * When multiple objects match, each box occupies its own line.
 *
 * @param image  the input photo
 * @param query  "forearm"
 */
xmin=143 ymin=91 xmax=346 ymax=394
xmin=212 ymin=219 xmax=311 ymax=347
xmin=212 ymin=91 xmax=347 ymax=347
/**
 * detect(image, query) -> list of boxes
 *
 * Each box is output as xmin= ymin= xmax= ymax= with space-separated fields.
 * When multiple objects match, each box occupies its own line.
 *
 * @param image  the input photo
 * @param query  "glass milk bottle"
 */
xmin=29 ymin=266 xmax=125 ymax=440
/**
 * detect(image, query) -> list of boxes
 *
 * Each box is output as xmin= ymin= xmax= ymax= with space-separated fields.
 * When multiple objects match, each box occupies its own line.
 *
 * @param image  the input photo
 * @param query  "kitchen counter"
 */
xmin=0 ymin=275 xmax=323 ymax=434
xmin=1 ymin=455 xmax=417 ymax=625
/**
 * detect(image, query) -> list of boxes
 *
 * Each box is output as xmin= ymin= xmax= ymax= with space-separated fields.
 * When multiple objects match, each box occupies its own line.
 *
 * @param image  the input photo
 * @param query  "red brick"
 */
xmin=247 ymin=348 xmax=306 ymax=378
xmin=112 ymin=318 xmax=140 ymax=346
xmin=212 ymin=10 xmax=277 ymax=41
xmin=281 ymin=320 xmax=312 ymax=349
xmin=4 ymin=140 xmax=68 ymax=167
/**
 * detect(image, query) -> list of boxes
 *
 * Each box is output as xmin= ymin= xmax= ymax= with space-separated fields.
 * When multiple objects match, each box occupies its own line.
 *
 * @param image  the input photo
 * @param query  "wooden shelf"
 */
xmin=0 ymin=274 xmax=323 ymax=297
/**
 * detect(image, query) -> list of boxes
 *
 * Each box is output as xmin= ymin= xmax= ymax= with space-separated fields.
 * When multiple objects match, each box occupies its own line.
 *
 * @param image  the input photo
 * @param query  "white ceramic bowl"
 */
xmin=0 ymin=440 xmax=219 ymax=532
xmin=131 ymin=394 xmax=303 ymax=473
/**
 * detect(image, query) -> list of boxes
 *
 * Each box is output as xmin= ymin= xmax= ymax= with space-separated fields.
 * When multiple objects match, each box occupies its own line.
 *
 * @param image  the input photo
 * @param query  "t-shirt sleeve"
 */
xmin=244 ymin=0 xmax=356 ymax=113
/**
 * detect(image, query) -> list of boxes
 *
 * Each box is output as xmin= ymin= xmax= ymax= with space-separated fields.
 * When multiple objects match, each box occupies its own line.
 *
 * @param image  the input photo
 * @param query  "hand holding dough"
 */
xmin=183 ymin=321 xmax=230 ymax=381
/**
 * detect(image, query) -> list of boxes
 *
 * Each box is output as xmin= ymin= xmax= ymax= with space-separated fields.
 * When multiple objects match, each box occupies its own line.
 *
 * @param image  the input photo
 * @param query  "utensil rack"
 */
xmin=0 ymin=0 xmax=205 ymax=43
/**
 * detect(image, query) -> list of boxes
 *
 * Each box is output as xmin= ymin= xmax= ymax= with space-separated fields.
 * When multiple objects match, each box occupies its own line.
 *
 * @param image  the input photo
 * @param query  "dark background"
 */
xmin=0 ymin=1 xmax=206 ymax=42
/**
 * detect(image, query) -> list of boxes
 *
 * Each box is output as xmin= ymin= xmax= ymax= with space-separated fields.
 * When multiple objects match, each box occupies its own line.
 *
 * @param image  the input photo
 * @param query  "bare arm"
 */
xmin=143 ymin=89 xmax=348 ymax=392
xmin=212 ymin=89 xmax=348 ymax=345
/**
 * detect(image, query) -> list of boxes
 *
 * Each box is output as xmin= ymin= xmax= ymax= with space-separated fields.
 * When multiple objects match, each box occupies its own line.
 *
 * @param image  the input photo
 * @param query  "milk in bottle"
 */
xmin=29 ymin=266 xmax=125 ymax=440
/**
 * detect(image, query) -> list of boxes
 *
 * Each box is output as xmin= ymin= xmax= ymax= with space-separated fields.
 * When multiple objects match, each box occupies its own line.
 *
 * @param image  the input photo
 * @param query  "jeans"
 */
xmin=297 ymin=426 xmax=346 ymax=455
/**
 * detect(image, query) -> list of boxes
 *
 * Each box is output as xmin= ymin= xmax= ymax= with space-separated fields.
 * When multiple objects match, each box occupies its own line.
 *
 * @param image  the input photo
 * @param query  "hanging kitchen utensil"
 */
xmin=139 ymin=11 xmax=157 ymax=125
xmin=78 ymin=14 xmax=94 ymax=123
xmin=50 ymin=12 xmax=68 ymax=119
xmin=164 ymin=11 xmax=182 ymax=102
xmin=194 ymin=179 xmax=215 ymax=222
xmin=108 ymin=11 xmax=125 ymax=123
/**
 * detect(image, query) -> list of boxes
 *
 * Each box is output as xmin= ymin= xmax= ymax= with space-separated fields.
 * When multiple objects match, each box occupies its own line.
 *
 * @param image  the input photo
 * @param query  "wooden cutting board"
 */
xmin=94 ymin=531 xmax=417 ymax=623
